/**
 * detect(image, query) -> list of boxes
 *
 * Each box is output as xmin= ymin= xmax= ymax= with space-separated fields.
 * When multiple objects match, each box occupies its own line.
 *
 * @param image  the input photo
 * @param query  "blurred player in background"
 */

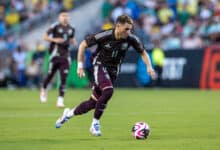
xmin=40 ymin=10 xmax=77 ymax=108
xmin=55 ymin=15 xmax=155 ymax=135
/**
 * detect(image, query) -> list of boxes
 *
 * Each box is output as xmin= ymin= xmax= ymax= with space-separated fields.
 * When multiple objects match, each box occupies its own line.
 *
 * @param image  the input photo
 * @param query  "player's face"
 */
xmin=117 ymin=23 xmax=132 ymax=39
xmin=59 ymin=12 xmax=69 ymax=24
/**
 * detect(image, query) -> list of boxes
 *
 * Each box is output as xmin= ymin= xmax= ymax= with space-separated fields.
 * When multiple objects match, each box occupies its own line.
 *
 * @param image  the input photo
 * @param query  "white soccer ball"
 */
xmin=132 ymin=122 xmax=150 ymax=140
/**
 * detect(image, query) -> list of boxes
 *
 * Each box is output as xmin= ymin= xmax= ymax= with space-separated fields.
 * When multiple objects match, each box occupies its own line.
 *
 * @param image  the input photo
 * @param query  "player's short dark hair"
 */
xmin=59 ymin=9 xmax=68 ymax=14
xmin=116 ymin=15 xmax=133 ymax=25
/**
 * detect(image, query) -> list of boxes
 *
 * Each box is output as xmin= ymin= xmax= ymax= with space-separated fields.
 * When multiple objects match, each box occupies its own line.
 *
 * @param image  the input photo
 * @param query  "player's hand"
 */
xmin=77 ymin=68 xmax=85 ymax=78
xmin=147 ymin=67 xmax=156 ymax=80
xmin=53 ymin=38 xmax=65 ymax=44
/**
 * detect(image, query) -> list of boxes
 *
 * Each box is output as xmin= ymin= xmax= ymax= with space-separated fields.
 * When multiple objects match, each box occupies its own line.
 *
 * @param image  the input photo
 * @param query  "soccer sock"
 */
xmin=59 ymin=73 xmax=67 ymax=97
xmin=67 ymin=108 xmax=75 ymax=118
xmin=73 ymin=98 xmax=97 ymax=115
xmin=57 ymin=96 xmax=64 ymax=101
xmin=43 ymin=76 xmax=50 ymax=89
xmin=43 ymin=71 xmax=55 ymax=89
xmin=92 ymin=118 xmax=99 ymax=124
xmin=94 ymin=88 xmax=113 ymax=120
xmin=59 ymin=84 xmax=65 ymax=97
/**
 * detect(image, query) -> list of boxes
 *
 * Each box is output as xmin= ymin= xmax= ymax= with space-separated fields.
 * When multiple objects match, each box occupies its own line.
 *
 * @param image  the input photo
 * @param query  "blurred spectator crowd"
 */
xmin=0 ymin=0 xmax=65 ymax=37
xmin=101 ymin=0 xmax=220 ymax=50
xmin=0 ymin=40 xmax=47 ymax=88
xmin=0 ymin=0 xmax=75 ymax=88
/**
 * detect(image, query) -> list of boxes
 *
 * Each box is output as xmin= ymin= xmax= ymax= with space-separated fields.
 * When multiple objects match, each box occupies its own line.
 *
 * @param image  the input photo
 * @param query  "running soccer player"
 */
xmin=40 ymin=10 xmax=77 ymax=108
xmin=55 ymin=15 xmax=155 ymax=135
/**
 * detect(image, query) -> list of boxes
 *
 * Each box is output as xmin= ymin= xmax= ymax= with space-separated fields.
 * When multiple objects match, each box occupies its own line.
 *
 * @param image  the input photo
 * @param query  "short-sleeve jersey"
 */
xmin=85 ymin=29 xmax=144 ymax=67
xmin=47 ymin=22 xmax=75 ymax=58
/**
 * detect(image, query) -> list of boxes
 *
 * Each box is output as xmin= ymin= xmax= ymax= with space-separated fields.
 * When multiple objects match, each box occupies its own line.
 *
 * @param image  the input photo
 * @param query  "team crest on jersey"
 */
xmin=68 ymin=29 xmax=72 ymax=35
xmin=104 ymin=43 xmax=111 ymax=49
xmin=121 ymin=43 xmax=128 ymax=50
xmin=64 ymin=69 xmax=69 ymax=74
xmin=58 ymin=28 xmax=63 ymax=33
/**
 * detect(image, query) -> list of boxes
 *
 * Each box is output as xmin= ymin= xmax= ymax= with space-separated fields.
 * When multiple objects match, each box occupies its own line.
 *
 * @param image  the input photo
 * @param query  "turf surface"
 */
xmin=0 ymin=89 xmax=219 ymax=150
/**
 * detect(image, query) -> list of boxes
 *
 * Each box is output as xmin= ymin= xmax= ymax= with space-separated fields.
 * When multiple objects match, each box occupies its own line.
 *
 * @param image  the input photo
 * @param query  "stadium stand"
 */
xmin=100 ymin=0 xmax=220 ymax=50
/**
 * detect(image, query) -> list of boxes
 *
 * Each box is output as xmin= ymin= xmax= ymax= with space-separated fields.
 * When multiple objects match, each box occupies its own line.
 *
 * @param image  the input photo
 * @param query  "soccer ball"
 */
xmin=132 ymin=122 xmax=150 ymax=140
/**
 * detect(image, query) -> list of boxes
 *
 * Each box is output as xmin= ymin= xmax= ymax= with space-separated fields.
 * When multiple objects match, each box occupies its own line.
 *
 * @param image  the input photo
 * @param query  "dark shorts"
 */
xmin=92 ymin=64 xmax=118 ymax=99
xmin=48 ymin=56 xmax=70 ymax=76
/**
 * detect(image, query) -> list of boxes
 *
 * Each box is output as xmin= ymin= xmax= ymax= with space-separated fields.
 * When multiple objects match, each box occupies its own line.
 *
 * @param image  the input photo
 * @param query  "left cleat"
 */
xmin=55 ymin=108 xmax=70 ymax=128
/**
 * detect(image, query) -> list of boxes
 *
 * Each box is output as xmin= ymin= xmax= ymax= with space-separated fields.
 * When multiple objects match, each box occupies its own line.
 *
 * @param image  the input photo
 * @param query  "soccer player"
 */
xmin=40 ymin=10 xmax=77 ymax=108
xmin=55 ymin=15 xmax=156 ymax=135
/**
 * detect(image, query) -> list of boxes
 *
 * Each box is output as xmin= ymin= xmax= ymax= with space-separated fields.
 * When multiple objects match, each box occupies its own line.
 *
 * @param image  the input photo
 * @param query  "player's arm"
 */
xmin=77 ymin=40 xmax=88 ymax=78
xmin=77 ymin=32 xmax=102 ymax=78
xmin=141 ymin=50 xmax=156 ymax=80
xmin=69 ymin=38 xmax=78 ymax=46
xmin=43 ymin=33 xmax=64 ymax=44
xmin=129 ymin=34 xmax=156 ymax=79
xmin=69 ymin=28 xmax=77 ymax=46
xmin=43 ymin=23 xmax=64 ymax=44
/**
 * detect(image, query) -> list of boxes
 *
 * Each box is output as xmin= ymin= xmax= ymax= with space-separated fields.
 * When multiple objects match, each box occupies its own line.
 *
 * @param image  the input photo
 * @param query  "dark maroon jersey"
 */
xmin=85 ymin=29 xmax=144 ymax=67
xmin=47 ymin=22 xmax=75 ymax=58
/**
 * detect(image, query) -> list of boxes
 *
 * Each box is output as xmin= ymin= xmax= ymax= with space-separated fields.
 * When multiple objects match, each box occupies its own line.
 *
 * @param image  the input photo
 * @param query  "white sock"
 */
xmin=67 ymin=108 xmax=75 ymax=118
xmin=58 ymin=96 xmax=64 ymax=101
xmin=92 ymin=118 xmax=99 ymax=124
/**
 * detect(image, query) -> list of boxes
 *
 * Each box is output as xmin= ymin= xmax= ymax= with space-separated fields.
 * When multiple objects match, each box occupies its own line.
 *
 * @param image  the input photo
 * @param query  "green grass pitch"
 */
xmin=0 ymin=89 xmax=220 ymax=150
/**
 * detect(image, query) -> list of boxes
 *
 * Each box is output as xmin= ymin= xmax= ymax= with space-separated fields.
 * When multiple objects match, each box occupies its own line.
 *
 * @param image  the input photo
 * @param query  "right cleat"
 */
xmin=55 ymin=108 xmax=70 ymax=128
xmin=90 ymin=123 xmax=102 ymax=136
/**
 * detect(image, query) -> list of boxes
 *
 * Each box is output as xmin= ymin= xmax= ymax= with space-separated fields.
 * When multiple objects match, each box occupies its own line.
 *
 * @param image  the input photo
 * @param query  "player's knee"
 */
xmin=88 ymin=98 xmax=97 ymax=108
xmin=103 ymin=88 xmax=114 ymax=100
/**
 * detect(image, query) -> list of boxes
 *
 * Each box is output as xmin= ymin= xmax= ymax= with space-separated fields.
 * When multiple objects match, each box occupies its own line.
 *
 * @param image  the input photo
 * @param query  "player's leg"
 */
xmin=94 ymin=88 xmax=113 ymax=119
xmin=90 ymin=65 xmax=114 ymax=136
xmin=73 ymin=85 xmax=101 ymax=114
xmin=56 ymin=59 xmax=69 ymax=108
xmin=90 ymin=88 xmax=113 ymax=136
xmin=40 ymin=60 xmax=58 ymax=103
xmin=55 ymin=85 xmax=101 ymax=128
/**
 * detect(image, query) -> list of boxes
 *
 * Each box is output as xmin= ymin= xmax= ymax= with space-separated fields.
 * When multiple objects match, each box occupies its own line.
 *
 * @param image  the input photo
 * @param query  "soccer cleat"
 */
xmin=56 ymin=96 xmax=65 ymax=108
xmin=40 ymin=88 xmax=47 ymax=103
xmin=90 ymin=123 xmax=102 ymax=136
xmin=55 ymin=108 xmax=70 ymax=128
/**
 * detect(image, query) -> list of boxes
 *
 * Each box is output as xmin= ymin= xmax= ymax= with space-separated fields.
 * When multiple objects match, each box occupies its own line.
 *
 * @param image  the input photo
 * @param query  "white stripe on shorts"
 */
xmin=94 ymin=65 xmax=99 ymax=85
xmin=48 ymin=62 xmax=53 ymax=73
